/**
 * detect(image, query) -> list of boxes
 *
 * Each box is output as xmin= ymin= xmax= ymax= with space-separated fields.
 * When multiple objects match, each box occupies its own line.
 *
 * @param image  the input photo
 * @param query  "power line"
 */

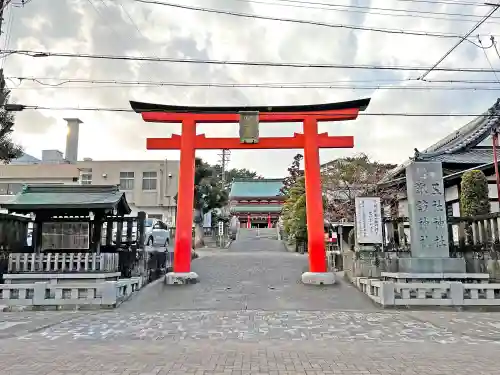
xmin=222 ymin=0 xmax=499 ymax=24
xmin=257 ymin=0 xmax=489 ymax=9
xmin=6 ymin=75 xmax=500 ymax=91
xmin=225 ymin=0 xmax=498 ymax=21
xmin=492 ymin=36 xmax=500 ymax=60
xmin=3 ymin=104 xmax=500 ymax=117
xmin=5 ymin=49 xmax=500 ymax=73
xmin=419 ymin=4 xmax=500 ymax=80
xmin=14 ymin=75 xmax=500 ymax=84
xmin=478 ymin=35 xmax=500 ymax=83
xmin=218 ymin=0 xmax=500 ymax=25
xmin=388 ymin=0 xmax=487 ymax=6
xmin=130 ymin=0 xmax=497 ymax=39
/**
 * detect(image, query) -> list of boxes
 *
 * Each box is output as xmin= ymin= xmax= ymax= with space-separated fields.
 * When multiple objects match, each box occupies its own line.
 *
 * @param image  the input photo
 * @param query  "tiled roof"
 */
xmin=2 ymin=185 xmax=131 ymax=214
xmin=422 ymin=148 xmax=494 ymax=164
xmin=229 ymin=179 xmax=284 ymax=198
xmin=380 ymin=98 xmax=500 ymax=183
xmin=230 ymin=204 xmax=283 ymax=213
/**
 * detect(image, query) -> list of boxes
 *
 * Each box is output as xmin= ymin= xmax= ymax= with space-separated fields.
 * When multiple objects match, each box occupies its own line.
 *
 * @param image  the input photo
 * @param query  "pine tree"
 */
xmin=0 ymin=68 xmax=22 ymax=163
xmin=280 ymin=153 xmax=303 ymax=196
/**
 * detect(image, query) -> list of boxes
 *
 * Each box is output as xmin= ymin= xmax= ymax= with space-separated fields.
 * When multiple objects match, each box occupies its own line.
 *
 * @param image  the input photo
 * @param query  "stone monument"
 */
xmin=398 ymin=161 xmax=466 ymax=273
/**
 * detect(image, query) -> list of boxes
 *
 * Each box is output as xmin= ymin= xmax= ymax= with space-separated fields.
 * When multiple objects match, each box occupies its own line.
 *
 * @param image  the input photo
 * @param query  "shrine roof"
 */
xmin=380 ymin=98 xmax=500 ymax=183
xmin=2 ymin=185 xmax=131 ymax=215
xmin=230 ymin=205 xmax=283 ymax=213
xmin=229 ymin=179 xmax=284 ymax=198
xmin=130 ymin=98 xmax=371 ymax=114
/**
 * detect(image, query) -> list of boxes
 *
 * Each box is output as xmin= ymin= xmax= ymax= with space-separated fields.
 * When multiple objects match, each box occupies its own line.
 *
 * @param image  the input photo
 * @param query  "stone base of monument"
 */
xmin=397 ymin=257 xmax=466 ymax=274
xmin=381 ymin=272 xmax=490 ymax=284
xmin=164 ymin=272 xmax=199 ymax=285
xmin=355 ymin=276 xmax=500 ymax=307
xmin=301 ymin=272 xmax=336 ymax=285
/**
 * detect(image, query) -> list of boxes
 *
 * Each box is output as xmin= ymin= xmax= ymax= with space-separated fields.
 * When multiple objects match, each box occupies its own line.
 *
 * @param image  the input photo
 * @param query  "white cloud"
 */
xmin=4 ymin=0 xmax=500 ymax=177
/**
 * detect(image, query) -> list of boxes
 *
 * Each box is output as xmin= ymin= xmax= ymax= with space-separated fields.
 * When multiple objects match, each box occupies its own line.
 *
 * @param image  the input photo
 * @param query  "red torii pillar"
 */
xmin=130 ymin=99 xmax=370 ymax=285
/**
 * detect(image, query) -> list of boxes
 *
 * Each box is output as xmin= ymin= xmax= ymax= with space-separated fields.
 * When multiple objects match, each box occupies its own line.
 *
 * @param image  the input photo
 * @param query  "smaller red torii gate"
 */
xmin=131 ymin=98 xmax=370 ymax=285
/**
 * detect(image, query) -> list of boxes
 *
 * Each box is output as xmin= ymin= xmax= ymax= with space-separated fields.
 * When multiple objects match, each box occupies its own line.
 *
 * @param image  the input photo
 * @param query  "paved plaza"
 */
xmin=1 ymin=229 xmax=500 ymax=374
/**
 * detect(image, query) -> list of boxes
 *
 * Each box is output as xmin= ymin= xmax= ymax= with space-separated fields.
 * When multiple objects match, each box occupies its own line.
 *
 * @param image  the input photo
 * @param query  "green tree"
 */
xmin=282 ymin=176 xmax=327 ymax=247
xmin=0 ymin=69 xmax=22 ymax=163
xmin=212 ymin=165 xmax=262 ymax=190
xmin=282 ymin=176 xmax=306 ymax=240
xmin=176 ymin=158 xmax=229 ymax=248
xmin=280 ymin=153 xmax=303 ymax=195
xmin=460 ymin=170 xmax=490 ymax=216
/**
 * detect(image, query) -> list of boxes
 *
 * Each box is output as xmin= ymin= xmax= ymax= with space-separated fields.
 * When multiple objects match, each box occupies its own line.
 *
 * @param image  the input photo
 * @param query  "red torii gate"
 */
xmin=130 ymin=98 xmax=370 ymax=285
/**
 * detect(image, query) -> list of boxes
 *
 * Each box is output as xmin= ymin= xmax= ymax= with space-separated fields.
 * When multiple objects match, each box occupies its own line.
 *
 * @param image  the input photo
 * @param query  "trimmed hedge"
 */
xmin=460 ymin=170 xmax=490 ymax=217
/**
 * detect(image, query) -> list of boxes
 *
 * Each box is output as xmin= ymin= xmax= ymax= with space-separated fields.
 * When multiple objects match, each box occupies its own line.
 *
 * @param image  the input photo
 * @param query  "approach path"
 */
xmin=1 ymin=228 xmax=500 ymax=374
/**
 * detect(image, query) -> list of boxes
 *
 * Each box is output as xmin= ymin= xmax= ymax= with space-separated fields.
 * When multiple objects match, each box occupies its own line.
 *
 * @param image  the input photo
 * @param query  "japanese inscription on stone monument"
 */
xmin=355 ymin=197 xmax=383 ymax=244
xmin=406 ymin=161 xmax=449 ymax=258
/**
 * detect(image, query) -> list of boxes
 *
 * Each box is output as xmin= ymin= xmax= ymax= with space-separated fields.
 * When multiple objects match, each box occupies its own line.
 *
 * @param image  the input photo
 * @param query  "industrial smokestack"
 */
xmin=64 ymin=118 xmax=82 ymax=163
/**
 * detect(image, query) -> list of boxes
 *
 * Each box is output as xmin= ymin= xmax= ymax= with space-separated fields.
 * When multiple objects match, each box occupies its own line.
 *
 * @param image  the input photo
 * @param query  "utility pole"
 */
xmin=218 ymin=149 xmax=231 ymax=188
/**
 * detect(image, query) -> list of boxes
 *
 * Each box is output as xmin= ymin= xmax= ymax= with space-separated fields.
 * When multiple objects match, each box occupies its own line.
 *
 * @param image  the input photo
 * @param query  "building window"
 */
xmin=80 ymin=168 xmax=92 ymax=185
xmin=120 ymin=171 xmax=135 ymax=190
xmin=142 ymin=171 xmax=157 ymax=190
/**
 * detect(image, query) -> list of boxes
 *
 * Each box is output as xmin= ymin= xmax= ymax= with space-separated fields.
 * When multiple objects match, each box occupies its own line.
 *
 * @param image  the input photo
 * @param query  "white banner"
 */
xmin=355 ymin=197 xmax=383 ymax=244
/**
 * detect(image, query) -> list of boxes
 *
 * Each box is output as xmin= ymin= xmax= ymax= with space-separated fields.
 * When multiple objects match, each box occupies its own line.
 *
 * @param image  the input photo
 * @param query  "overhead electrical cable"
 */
xmin=2 ymin=104 xmax=500 ymax=117
xmin=419 ymin=3 xmax=499 ymax=80
xmin=225 ymin=0 xmax=500 ymax=21
xmin=4 ymin=49 xmax=500 ymax=73
xmin=251 ymin=0 xmax=490 ymax=9
xmin=6 ymin=76 xmax=500 ymax=91
xmin=219 ymin=0 xmax=500 ymax=25
xmin=129 ymin=0 xmax=499 ymax=40
xmin=478 ymin=35 xmax=500 ymax=83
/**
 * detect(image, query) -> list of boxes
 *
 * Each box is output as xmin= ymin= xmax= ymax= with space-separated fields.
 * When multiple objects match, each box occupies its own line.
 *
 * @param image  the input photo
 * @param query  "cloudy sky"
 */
xmin=3 ymin=0 xmax=500 ymax=177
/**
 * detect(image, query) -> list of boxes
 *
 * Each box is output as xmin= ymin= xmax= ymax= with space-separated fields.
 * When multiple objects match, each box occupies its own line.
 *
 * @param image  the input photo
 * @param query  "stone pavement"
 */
xmin=1 ymin=229 xmax=500 ymax=374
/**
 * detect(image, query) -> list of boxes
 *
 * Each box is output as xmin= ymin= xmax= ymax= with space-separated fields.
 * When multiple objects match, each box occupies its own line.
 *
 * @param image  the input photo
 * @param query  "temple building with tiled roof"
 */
xmin=381 ymin=98 xmax=500 ymax=184
xmin=379 ymin=98 xmax=500 ymax=217
xmin=229 ymin=178 xmax=285 ymax=228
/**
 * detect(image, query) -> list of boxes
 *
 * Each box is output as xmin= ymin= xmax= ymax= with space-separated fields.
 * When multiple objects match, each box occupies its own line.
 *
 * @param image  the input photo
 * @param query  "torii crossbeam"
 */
xmin=130 ymin=98 xmax=371 ymax=285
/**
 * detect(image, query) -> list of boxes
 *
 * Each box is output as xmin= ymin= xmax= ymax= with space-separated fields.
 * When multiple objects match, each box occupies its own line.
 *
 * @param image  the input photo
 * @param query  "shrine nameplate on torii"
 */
xmin=130 ymin=98 xmax=371 ymax=285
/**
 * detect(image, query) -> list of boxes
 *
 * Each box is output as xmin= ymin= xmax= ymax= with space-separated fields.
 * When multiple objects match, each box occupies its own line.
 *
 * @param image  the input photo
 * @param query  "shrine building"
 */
xmin=229 ymin=178 xmax=285 ymax=228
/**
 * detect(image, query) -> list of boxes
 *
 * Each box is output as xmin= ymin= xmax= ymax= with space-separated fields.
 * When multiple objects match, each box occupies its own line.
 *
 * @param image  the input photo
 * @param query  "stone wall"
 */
xmin=343 ymin=250 xmax=500 ymax=282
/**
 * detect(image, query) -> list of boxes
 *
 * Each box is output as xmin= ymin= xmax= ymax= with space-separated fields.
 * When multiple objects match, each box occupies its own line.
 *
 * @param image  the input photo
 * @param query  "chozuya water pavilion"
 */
xmin=130 ymin=98 xmax=371 ymax=285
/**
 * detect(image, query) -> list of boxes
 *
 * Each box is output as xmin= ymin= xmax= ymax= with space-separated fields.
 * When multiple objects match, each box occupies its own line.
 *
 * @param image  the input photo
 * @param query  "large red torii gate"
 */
xmin=130 ymin=98 xmax=371 ymax=285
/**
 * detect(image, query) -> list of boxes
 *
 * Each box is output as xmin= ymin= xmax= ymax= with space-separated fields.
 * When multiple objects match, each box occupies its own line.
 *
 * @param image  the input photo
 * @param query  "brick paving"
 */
xmin=1 ymin=230 xmax=500 ymax=374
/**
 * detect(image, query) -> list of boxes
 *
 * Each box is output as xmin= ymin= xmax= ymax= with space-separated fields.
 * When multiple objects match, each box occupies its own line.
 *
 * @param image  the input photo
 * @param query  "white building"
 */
xmin=0 ymin=118 xmax=180 ymax=224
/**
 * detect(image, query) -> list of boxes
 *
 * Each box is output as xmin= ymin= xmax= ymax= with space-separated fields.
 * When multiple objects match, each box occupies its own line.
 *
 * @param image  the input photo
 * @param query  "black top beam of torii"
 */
xmin=129 ymin=98 xmax=371 ymax=114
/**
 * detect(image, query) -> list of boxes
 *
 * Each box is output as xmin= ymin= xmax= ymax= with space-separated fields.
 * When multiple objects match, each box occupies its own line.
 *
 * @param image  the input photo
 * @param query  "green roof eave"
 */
xmin=230 ymin=205 xmax=283 ymax=213
xmin=2 ymin=184 xmax=132 ymax=215
xmin=229 ymin=178 xmax=285 ymax=198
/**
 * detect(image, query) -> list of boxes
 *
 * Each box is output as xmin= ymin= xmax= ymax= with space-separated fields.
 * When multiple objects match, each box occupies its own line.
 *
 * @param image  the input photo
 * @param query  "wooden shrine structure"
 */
xmin=130 ymin=98 xmax=371 ymax=284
